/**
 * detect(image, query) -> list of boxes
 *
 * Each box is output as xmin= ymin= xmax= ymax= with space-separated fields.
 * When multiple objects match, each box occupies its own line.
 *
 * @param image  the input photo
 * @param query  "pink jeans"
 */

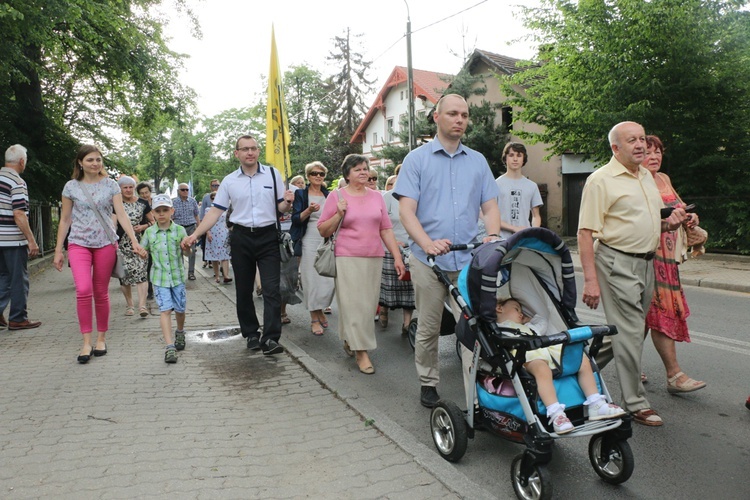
xmin=68 ymin=243 xmax=116 ymax=334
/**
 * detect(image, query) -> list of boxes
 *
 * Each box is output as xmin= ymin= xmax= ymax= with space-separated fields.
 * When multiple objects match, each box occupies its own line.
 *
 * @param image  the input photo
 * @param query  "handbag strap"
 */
xmin=271 ymin=166 xmax=283 ymax=234
xmin=79 ymin=181 xmax=117 ymax=246
xmin=329 ymin=189 xmax=344 ymax=244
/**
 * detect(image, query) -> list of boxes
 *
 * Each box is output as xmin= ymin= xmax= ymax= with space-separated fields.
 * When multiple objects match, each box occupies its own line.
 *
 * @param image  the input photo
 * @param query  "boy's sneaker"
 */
xmin=164 ymin=348 xmax=178 ymax=364
xmin=549 ymin=411 xmax=574 ymax=434
xmin=587 ymin=399 xmax=627 ymax=421
xmin=175 ymin=331 xmax=186 ymax=351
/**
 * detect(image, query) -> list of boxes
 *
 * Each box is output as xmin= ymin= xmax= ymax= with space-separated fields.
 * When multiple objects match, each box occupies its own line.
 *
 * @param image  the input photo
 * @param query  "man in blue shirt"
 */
xmin=182 ymin=135 xmax=294 ymax=356
xmin=394 ymin=94 xmax=501 ymax=408
xmin=172 ymin=183 xmax=200 ymax=280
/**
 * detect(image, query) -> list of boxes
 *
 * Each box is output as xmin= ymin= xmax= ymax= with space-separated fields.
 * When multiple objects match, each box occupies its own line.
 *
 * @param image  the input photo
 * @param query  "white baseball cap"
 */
xmin=151 ymin=194 xmax=172 ymax=209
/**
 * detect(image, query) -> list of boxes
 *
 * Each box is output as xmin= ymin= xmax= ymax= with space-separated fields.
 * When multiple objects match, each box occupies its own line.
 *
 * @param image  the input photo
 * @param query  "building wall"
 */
xmin=467 ymin=60 xmax=564 ymax=234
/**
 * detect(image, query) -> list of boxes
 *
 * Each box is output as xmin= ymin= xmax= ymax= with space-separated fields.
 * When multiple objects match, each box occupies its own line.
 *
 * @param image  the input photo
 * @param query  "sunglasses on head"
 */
xmin=308 ymin=171 xmax=325 ymax=177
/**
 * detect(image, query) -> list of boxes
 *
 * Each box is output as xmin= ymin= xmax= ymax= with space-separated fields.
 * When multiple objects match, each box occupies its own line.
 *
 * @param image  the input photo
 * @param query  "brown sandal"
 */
xmin=310 ymin=320 xmax=323 ymax=335
xmin=632 ymin=408 xmax=663 ymax=426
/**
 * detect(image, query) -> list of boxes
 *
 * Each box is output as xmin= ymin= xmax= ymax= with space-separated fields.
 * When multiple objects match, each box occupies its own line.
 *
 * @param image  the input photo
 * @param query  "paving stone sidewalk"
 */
xmin=0 ymin=263 xmax=462 ymax=499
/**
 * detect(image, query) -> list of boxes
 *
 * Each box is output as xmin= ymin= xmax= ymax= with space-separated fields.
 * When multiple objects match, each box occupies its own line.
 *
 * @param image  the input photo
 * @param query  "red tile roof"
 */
xmin=350 ymin=66 xmax=453 ymax=144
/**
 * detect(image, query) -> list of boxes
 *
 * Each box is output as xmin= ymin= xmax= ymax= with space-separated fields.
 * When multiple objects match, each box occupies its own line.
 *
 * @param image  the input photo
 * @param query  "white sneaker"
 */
xmin=550 ymin=411 xmax=574 ymax=434
xmin=588 ymin=399 xmax=627 ymax=421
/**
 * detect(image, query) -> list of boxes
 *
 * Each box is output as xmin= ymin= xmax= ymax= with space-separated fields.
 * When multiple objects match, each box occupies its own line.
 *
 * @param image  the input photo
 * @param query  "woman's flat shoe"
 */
xmin=359 ymin=364 xmax=375 ymax=375
xmin=77 ymin=346 xmax=94 ymax=364
xmin=93 ymin=344 xmax=107 ymax=357
xmin=632 ymin=408 xmax=663 ymax=426
xmin=320 ymin=319 xmax=328 ymax=329
xmin=139 ymin=307 xmax=149 ymax=318
xmin=281 ymin=314 xmax=291 ymax=325
xmin=378 ymin=310 xmax=388 ymax=328
xmin=223 ymin=278 xmax=233 ymax=284
xmin=667 ymin=372 xmax=706 ymax=394
xmin=324 ymin=307 xmax=332 ymax=314
xmin=641 ymin=372 xmax=648 ymax=384
xmin=125 ymin=306 xmax=135 ymax=316
xmin=343 ymin=341 xmax=353 ymax=357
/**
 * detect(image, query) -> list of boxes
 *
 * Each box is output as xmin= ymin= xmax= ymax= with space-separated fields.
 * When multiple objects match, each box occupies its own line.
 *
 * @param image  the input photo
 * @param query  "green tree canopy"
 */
xmin=507 ymin=0 xmax=750 ymax=251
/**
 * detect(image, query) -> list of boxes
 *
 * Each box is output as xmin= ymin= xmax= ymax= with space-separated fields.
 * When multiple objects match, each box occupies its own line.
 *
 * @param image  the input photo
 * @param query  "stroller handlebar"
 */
xmin=489 ymin=324 xmax=619 ymax=350
xmin=426 ymin=243 xmax=478 ymax=265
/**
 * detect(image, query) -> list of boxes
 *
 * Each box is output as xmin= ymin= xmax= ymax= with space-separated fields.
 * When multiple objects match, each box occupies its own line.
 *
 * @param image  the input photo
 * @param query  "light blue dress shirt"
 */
xmin=393 ymin=137 xmax=498 ymax=271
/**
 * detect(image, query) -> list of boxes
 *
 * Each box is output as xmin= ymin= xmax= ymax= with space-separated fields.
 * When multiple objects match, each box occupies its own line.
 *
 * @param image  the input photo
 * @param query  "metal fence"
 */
xmin=28 ymin=201 xmax=60 ymax=257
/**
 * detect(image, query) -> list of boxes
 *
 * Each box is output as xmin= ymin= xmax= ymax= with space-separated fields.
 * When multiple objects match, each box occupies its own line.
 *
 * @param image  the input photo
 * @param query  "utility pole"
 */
xmin=404 ymin=0 xmax=416 ymax=151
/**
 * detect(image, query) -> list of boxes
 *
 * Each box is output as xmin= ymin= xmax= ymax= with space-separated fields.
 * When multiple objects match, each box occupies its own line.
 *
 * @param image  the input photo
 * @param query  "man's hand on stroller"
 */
xmin=582 ymin=279 xmax=601 ymax=310
xmin=424 ymin=238 xmax=452 ymax=256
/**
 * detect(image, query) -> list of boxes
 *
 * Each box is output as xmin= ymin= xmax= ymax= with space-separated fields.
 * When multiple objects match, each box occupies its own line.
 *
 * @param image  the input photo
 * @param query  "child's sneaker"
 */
xmin=549 ymin=411 xmax=574 ymax=434
xmin=587 ymin=398 xmax=627 ymax=421
xmin=164 ymin=347 xmax=177 ymax=364
xmin=175 ymin=331 xmax=186 ymax=351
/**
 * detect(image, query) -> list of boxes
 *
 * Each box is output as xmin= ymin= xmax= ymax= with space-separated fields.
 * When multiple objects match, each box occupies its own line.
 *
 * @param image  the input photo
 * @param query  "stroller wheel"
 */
xmin=430 ymin=401 xmax=468 ymax=462
xmin=588 ymin=435 xmax=634 ymax=484
xmin=511 ymin=454 xmax=552 ymax=500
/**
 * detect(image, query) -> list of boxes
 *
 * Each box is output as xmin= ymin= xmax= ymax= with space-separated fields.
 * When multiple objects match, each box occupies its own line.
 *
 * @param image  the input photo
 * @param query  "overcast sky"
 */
xmin=164 ymin=0 xmax=540 ymax=117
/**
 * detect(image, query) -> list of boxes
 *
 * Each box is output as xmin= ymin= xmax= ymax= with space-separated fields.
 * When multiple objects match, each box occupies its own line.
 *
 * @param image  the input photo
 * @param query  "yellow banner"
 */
xmin=266 ymin=25 xmax=292 ymax=180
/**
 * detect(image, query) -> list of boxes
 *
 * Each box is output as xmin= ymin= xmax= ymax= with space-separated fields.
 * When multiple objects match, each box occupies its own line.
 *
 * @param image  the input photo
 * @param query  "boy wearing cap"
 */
xmin=138 ymin=194 xmax=189 ymax=363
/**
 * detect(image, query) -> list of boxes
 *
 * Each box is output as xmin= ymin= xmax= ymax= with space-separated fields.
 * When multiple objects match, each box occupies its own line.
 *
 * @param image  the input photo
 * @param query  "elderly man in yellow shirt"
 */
xmin=578 ymin=121 xmax=687 ymax=427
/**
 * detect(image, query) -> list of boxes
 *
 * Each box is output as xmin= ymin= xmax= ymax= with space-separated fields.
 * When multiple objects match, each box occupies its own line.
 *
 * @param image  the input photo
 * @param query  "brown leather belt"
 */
xmin=599 ymin=242 xmax=655 ymax=261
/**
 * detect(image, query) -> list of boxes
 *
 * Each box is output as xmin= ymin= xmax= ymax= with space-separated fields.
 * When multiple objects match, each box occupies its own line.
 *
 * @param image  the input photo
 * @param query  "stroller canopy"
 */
xmin=463 ymin=227 xmax=577 ymax=328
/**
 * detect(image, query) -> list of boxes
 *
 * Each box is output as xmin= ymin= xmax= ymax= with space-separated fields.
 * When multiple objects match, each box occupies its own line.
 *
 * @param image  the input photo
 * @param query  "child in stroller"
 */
xmin=494 ymin=297 xmax=626 ymax=434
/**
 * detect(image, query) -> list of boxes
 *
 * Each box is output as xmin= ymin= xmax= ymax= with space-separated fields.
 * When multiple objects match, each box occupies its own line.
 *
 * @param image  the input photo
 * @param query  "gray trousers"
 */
xmin=0 ymin=246 xmax=30 ymax=322
xmin=593 ymin=244 xmax=655 ymax=412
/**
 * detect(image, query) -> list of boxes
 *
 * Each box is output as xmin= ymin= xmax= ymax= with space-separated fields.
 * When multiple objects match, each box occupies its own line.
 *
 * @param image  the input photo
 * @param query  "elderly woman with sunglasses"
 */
xmin=291 ymin=161 xmax=335 ymax=336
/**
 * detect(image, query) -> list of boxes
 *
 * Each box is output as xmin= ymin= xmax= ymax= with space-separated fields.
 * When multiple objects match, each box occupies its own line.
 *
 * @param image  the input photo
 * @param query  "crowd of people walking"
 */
xmin=9 ymin=92 xmax=745 ymax=414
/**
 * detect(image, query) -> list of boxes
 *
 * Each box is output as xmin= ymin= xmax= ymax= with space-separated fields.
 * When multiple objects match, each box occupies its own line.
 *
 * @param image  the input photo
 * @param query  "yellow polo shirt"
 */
xmin=578 ymin=156 xmax=662 ymax=254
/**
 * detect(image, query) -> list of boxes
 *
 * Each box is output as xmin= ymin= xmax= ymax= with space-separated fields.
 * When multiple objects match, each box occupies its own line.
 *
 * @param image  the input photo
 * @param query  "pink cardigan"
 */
xmin=317 ymin=188 xmax=392 ymax=257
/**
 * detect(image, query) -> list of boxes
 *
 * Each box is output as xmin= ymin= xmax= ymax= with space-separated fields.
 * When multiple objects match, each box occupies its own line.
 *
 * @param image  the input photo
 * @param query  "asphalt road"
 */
xmin=280 ymin=278 xmax=750 ymax=499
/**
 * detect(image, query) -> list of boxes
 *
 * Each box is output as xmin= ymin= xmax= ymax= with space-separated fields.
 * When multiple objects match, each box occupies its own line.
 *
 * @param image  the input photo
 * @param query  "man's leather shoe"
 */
xmin=420 ymin=386 xmax=440 ymax=408
xmin=8 ymin=319 xmax=41 ymax=330
xmin=246 ymin=336 xmax=261 ymax=350
xmin=0 ymin=315 xmax=6 ymax=328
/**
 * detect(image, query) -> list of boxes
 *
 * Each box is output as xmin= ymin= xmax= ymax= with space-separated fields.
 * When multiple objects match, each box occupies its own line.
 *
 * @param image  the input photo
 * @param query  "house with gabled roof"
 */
xmin=461 ymin=48 xmax=566 ymax=236
xmin=350 ymin=66 xmax=453 ymax=172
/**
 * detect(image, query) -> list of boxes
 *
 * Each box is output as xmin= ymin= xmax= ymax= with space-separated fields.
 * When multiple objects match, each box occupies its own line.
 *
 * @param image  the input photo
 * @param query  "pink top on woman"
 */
xmin=317 ymin=188 xmax=392 ymax=257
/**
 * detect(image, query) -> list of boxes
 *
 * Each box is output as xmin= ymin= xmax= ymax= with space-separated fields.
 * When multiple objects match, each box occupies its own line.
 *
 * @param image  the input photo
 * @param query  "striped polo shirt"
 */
xmin=0 ymin=167 xmax=29 ymax=247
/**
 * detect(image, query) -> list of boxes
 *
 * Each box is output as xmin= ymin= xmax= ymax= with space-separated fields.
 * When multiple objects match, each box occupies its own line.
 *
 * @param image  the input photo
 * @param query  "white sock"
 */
xmin=546 ymin=402 xmax=564 ymax=417
xmin=585 ymin=394 xmax=605 ymax=406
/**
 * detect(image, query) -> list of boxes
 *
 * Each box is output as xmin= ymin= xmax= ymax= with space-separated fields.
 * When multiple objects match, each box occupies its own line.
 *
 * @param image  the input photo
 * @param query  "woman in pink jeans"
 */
xmin=53 ymin=145 xmax=143 ymax=364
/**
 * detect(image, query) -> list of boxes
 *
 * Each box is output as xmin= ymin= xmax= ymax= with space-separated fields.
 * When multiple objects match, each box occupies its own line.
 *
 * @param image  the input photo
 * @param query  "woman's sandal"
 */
xmin=311 ymin=319 xmax=324 ymax=336
xmin=343 ymin=340 xmax=353 ymax=357
xmin=281 ymin=313 xmax=291 ymax=325
xmin=667 ymin=372 xmax=706 ymax=394
xmin=139 ymin=306 xmax=149 ymax=318
xmin=320 ymin=318 xmax=328 ymax=329
xmin=641 ymin=372 xmax=648 ymax=384
xmin=356 ymin=352 xmax=375 ymax=374
xmin=125 ymin=306 xmax=135 ymax=316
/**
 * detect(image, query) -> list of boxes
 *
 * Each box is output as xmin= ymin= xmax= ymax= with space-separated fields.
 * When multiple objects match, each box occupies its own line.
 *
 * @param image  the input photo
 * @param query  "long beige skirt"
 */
xmin=335 ymin=256 xmax=383 ymax=351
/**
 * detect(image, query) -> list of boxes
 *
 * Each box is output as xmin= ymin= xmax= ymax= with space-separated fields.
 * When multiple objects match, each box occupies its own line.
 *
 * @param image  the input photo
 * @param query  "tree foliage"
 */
xmin=0 ymin=0 xmax=195 ymax=200
xmin=507 ymin=0 xmax=750 ymax=251
xmin=322 ymin=29 xmax=375 ymax=168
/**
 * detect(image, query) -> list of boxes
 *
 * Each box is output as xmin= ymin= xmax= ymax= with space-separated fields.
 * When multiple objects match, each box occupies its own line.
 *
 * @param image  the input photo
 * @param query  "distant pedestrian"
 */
xmin=0 ymin=144 xmax=41 ymax=331
xmin=137 ymin=182 xmax=155 ymax=300
xmin=172 ymin=182 xmax=199 ymax=280
xmin=53 ymin=145 xmax=143 ymax=364
xmin=139 ymin=194 xmax=189 ymax=363
xmin=495 ymin=142 xmax=543 ymax=239
xmin=200 ymin=179 xmax=221 ymax=269
xmin=182 ymin=135 xmax=294 ymax=356
xmin=203 ymin=192 xmax=231 ymax=283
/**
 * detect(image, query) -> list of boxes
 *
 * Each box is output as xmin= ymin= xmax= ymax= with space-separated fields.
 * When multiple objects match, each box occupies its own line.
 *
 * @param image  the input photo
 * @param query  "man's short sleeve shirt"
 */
xmin=0 ymin=167 xmax=29 ymax=246
xmin=212 ymin=164 xmax=284 ymax=228
xmin=578 ymin=156 xmax=662 ymax=254
xmin=393 ymin=137 xmax=499 ymax=271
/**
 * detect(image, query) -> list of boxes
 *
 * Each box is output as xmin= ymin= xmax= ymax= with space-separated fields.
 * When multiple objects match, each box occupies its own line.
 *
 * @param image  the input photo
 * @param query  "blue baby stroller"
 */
xmin=428 ymin=228 xmax=634 ymax=500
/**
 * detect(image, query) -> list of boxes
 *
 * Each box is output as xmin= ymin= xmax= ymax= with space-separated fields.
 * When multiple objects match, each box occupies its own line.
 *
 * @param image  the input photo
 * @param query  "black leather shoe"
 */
xmin=246 ymin=336 xmax=261 ymax=350
xmin=93 ymin=344 xmax=107 ymax=357
xmin=262 ymin=339 xmax=283 ymax=355
xmin=420 ymin=386 xmax=440 ymax=408
xmin=77 ymin=346 xmax=94 ymax=364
